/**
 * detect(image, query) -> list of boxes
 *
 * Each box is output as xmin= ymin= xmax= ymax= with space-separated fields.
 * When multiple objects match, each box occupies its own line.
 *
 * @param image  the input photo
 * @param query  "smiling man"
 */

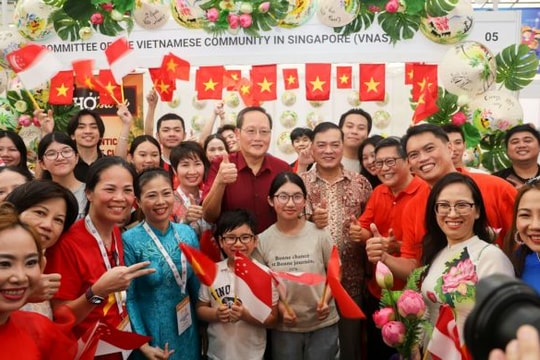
xmin=494 ymin=124 xmax=540 ymax=189
xmin=371 ymin=124 xmax=516 ymax=281
xmin=338 ymin=108 xmax=371 ymax=172
xmin=202 ymin=107 xmax=290 ymax=234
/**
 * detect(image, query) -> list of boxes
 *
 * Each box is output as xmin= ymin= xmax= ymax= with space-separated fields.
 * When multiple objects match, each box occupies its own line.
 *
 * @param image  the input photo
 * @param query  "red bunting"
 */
xmin=250 ymin=64 xmax=277 ymax=101
xmin=305 ymin=63 xmax=331 ymax=101
xmin=359 ymin=63 xmax=385 ymax=101
xmin=196 ymin=66 xmax=225 ymax=100
xmin=161 ymin=53 xmax=190 ymax=81
xmin=282 ymin=68 xmax=299 ymax=90
xmin=336 ymin=66 xmax=353 ymax=89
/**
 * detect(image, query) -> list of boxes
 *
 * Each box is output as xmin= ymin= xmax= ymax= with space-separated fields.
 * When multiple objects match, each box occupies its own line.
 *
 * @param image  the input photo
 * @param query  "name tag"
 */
xmin=176 ymin=296 xmax=192 ymax=336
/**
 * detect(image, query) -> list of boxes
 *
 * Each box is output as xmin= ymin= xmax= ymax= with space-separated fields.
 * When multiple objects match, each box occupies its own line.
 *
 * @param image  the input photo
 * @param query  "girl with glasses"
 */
xmin=38 ymin=132 xmax=87 ymax=219
xmin=255 ymin=171 xmax=339 ymax=359
xmin=420 ymin=172 xmax=514 ymax=352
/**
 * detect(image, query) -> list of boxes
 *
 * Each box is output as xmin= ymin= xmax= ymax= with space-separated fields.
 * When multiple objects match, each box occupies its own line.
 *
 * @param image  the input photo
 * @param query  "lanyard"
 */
xmin=84 ymin=215 xmax=124 ymax=315
xmin=142 ymin=222 xmax=187 ymax=293
xmin=175 ymin=187 xmax=201 ymax=207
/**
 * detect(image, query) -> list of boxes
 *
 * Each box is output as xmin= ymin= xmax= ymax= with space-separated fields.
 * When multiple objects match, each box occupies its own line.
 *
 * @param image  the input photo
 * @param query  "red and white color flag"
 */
xmin=234 ymin=251 xmax=273 ymax=323
xmin=428 ymin=304 xmax=471 ymax=360
xmin=104 ymin=37 xmax=136 ymax=84
xmin=7 ymin=44 xmax=62 ymax=89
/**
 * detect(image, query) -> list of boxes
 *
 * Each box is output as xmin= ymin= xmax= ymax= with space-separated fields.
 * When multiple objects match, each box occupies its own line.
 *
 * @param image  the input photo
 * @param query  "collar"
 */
xmin=310 ymin=164 xmax=350 ymax=184
xmin=236 ymin=151 xmax=269 ymax=173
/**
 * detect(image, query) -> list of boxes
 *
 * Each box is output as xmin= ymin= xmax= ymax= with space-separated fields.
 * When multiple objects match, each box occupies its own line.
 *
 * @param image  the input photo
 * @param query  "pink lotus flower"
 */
xmin=101 ymin=3 xmax=114 ymax=12
xmin=239 ymin=14 xmax=252 ymax=28
xmin=90 ymin=12 xmax=104 ymax=25
xmin=228 ymin=13 xmax=239 ymax=29
xmin=375 ymin=261 xmax=394 ymax=289
xmin=206 ymin=8 xmax=220 ymax=22
xmin=442 ymin=258 xmax=478 ymax=295
xmin=373 ymin=307 xmax=395 ymax=328
xmin=381 ymin=321 xmax=406 ymax=347
xmin=32 ymin=116 xmax=40 ymax=127
xmin=18 ymin=114 xmax=32 ymax=127
xmin=397 ymin=289 xmax=426 ymax=319
xmin=385 ymin=0 xmax=399 ymax=13
xmin=368 ymin=5 xmax=381 ymax=12
xmin=258 ymin=2 xmax=270 ymax=13
xmin=451 ymin=112 xmax=467 ymax=126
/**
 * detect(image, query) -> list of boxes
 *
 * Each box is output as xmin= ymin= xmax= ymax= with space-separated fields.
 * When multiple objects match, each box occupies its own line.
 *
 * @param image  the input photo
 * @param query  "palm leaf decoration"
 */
xmin=425 ymin=0 xmax=458 ymax=16
xmin=333 ymin=7 xmax=375 ymax=36
xmin=495 ymin=44 xmax=539 ymax=91
xmin=378 ymin=12 xmax=420 ymax=44
xmin=480 ymin=131 xmax=511 ymax=172
xmin=43 ymin=0 xmax=67 ymax=7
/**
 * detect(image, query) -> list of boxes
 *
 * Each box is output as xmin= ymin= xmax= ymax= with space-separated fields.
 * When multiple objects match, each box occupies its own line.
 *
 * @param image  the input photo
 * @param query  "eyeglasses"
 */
xmin=274 ymin=192 xmax=305 ymax=204
xmin=374 ymin=157 xmax=403 ymax=169
xmin=434 ymin=201 xmax=475 ymax=216
xmin=221 ymin=234 xmax=255 ymax=245
xmin=43 ymin=148 xmax=75 ymax=161
xmin=241 ymin=128 xmax=271 ymax=137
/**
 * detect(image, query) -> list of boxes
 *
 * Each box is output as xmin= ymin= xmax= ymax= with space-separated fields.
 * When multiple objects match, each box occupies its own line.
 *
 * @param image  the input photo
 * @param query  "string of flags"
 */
xmin=6 ymin=37 xmax=439 ymax=123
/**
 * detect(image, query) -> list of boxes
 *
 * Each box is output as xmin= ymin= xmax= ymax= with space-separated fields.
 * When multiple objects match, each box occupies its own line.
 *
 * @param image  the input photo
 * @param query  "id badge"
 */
xmin=176 ymin=296 xmax=192 ymax=335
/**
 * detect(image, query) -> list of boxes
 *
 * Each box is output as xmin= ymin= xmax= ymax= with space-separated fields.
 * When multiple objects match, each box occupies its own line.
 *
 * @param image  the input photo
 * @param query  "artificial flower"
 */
xmin=239 ymin=2 xmax=253 ymax=14
xmin=14 ymin=100 xmax=27 ymax=113
xmin=101 ymin=3 xmax=114 ymax=11
xmin=258 ymin=2 xmax=270 ymax=13
xmin=451 ymin=112 xmax=467 ymax=126
xmin=79 ymin=27 xmax=93 ymax=40
xmin=376 ymin=261 xmax=394 ymax=289
xmin=206 ymin=8 xmax=220 ymax=22
xmin=228 ymin=13 xmax=240 ymax=29
xmin=373 ymin=307 xmax=395 ymax=328
xmin=90 ymin=12 xmax=104 ymax=25
xmin=239 ymin=14 xmax=252 ymax=28
xmin=381 ymin=321 xmax=406 ymax=347
xmin=385 ymin=0 xmax=399 ymax=13
xmin=111 ymin=9 xmax=124 ymax=21
xmin=18 ymin=114 xmax=32 ymax=127
xmin=397 ymin=289 xmax=426 ymax=319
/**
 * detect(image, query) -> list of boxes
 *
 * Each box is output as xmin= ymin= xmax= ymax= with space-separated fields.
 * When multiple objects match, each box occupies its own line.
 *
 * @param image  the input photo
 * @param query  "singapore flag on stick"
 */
xmin=105 ymin=37 xmax=137 ymax=84
xmin=7 ymin=44 xmax=62 ymax=89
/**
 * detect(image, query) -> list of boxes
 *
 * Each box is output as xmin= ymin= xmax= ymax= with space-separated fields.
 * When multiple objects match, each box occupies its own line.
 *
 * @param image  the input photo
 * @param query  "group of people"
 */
xmin=0 ymin=90 xmax=540 ymax=360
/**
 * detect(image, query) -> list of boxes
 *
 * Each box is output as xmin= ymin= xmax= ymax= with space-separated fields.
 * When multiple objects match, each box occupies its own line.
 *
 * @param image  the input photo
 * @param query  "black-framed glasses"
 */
xmin=43 ymin=148 xmax=75 ymax=161
xmin=221 ymin=234 xmax=255 ymax=245
xmin=374 ymin=157 xmax=403 ymax=169
xmin=274 ymin=192 xmax=305 ymax=204
xmin=435 ymin=201 xmax=475 ymax=216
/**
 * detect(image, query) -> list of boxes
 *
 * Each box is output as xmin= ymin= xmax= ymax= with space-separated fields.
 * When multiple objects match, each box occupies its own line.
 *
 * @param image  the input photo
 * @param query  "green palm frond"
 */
xmin=495 ymin=44 xmax=539 ymax=91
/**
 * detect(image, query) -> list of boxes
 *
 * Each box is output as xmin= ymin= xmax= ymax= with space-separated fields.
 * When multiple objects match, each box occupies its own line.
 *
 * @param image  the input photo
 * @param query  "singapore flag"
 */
xmin=7 ymin=44 xmax=62 ymax=89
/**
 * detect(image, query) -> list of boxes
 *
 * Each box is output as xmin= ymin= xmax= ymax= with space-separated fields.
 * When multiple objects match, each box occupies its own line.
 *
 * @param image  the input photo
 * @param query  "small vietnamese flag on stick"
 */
xmin=104 ymin=37 xmax=136 ymax=84
xmin=179 ymin=243 xmax=222 ymax=305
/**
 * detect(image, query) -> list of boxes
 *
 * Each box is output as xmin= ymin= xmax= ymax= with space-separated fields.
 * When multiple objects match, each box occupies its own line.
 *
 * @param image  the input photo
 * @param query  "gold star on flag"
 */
xmin=257 ymin=77 xmax=273 ymax=93
xmin=231 ymin=73 xmax=239 ymax=81
xmin=84 ymin=77 xmax=94 ymax=90
xmin=339 ymin=74 xmax=350 ymax=84
xmin=417 ymin=78 xmax=427 ymax=92
xmin=417 ymin=94 xmax=426 ymax=105
xmin=204 ymin=78 xmax=218 ymax=91
xmin=157 ymin=80 xmax=170 ymax=94
xmin=56 ymin=83 xmax=68 ymax=97
xmin=286 ymin=75 xmax=296 ymax=85
xmin=310 ymin=76 xmax=325 ymax=92
xmin=240 ymin=84 xmax=251 ymax=95
xmin=105 ymin=81 xmax=116 ymax=94
xmin=364 ymin=77 xmax=380 ymax=92
xmin=407 ymin=70 xmax=414 ymax=81
xmin=166 ymin=58 xmax=178 ymax=72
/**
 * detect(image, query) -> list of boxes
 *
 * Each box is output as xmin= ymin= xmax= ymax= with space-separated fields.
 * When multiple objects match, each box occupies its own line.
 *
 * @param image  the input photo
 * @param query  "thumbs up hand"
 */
xmin=185 ymin=194 xmax=203 ymax=223
xmin=366 ymin=223 xmax=386 ymax=263
xmin=312 ymin=198 xmax=328 ymax=229
xmin=349 ymin=215 xmax=363 ymax=242
xmin=216 ymin=154 xmax=237 ymax=185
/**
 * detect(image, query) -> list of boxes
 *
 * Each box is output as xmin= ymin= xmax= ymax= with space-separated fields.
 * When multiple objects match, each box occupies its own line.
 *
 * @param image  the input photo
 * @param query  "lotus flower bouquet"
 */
xmin=373 ymin=262 xmax=431 ymax=359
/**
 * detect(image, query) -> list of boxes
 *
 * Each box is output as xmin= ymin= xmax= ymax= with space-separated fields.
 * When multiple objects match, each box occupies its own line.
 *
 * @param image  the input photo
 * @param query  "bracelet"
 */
xmin=119 ymin=136 xmax=129 ymax=141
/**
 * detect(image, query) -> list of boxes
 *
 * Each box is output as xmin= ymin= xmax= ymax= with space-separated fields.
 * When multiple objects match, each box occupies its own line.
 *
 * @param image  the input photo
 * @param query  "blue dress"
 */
xmin=123 ymin=222 xmax=200 ymax=360
xmin=521 ymin=251 xmax=540 ymax=295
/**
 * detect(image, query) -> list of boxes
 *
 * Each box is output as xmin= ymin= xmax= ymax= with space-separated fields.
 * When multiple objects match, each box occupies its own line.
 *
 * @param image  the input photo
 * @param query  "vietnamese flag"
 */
xmin=72 ymin=59 xmax=97 ymax=90
xmin=48 ymin=71 xmax=74 ymax=105
xmin=250 ymin=64 xmax=277 ymax=101
xmin=223 ymin=69 xmax=241 ymax=90
xmin=161 ymin=52 xmax=190 ymax=81
xmin=179 ymin=243 xmax=217 ymax=286
xmin=196 ymin=66 xmax=224 ymax=100
xmin=336 ymin=66 xmax=352 ymax=89
xmin=360 ymin=63 xmax=385 ymax=101
xmin=282 ymin=68 xmax=299 ymax=90
xmin=412 ymin=82 xmax=439 ymax=124
xmin=148 ymin=67 xmax=175 ymax=102
xmin=7 ymin=44 xmax=62 ymax=89
xmin=327 ymin=246 xmax=365 ymax=319
xmin=404 ymin=62 xmax=419 ymax=85
xmin=199 ymin=229 xmax=222 ymax=263
xmin=97 ymin=70 xmax=122 ymax=106
xmin=235 ymin=77 xmax=259 ymax=107
xmin=305 ymin=63 xmax=331 ymax=101
xmin=104 ymin=37 xmax=136 ymax=84
xmin=412 ymin=64 xmax=438 ymax=101
xmin=234 ymin=251 xmax=273 ymax=323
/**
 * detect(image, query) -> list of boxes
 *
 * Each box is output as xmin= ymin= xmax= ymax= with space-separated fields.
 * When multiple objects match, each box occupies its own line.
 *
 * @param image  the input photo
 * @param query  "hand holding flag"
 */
xmin=179 ymin=243 xmax=222 ymax=305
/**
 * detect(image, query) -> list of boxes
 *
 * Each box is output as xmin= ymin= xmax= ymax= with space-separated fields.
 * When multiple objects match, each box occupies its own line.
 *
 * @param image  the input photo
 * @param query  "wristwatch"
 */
xmin=85 ymin=286 xmax=105 ymax=305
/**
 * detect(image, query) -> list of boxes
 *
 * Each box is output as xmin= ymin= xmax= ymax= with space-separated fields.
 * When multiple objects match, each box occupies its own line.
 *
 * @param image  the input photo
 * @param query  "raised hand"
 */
xmin=185 ymin=194 xmax=204 ymax=223
xmin=366 ymin=223 xmax=386 ymax=263
xmin=216 ymin=154 xmax=237 ymax=185
xmin=312 ymin=198 xmax=328 ymax=229
xmin=349 ymin=215 xmax=362 ymax=242
xmin=93 ymin=261 xmax=155 ymax=296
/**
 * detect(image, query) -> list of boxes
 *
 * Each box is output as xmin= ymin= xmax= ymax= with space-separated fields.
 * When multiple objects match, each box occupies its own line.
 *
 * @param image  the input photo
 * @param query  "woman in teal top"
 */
xmin=123 ymin=167 xmax=200 ymax=360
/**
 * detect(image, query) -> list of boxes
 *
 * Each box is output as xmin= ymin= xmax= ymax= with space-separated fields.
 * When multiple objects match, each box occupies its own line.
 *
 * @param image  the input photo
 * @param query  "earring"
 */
xmin=514 ymin=232 xmax=524 ymax=245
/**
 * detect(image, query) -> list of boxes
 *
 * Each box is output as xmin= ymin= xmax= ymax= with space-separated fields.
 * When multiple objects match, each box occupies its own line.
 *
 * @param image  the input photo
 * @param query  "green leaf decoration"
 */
xmin=462 ymin=122 xmax=481 ymax=148
xmin=378 ymin=12 xmax=420 ymax=45
xmin=404 ymin=0 xmax=426 ymax=16
xmin=50 ymin=105 xmax=79 ymax=133
xmin=480 ymin=131 xmax=510 ymax=172
xmin=64 ymin=0 xmax=95 ymax=21
xmin=50 ymin=9 xmax=83 ymax=41
xmin=94 ymin=14 xmax=125 ymax=36
xmin=425 ymin=0 xmax=457 ymax=17
xmin=426 ymin=87 xmax=459 ymax=125
xmin=495 ymin=44 xmax=540 ymax=91
xmin=43 ymin=0 xmax=67 ymax=7
xmin=405 ymin=265 xmax=428 ymax=291
xmin=333 ymin=8 xmax=375 ymax=36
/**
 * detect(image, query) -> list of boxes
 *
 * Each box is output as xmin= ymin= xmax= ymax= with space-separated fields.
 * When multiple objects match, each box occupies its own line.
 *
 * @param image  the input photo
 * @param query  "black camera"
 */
xmin=464 ymin=274 xmax=540 ymax=359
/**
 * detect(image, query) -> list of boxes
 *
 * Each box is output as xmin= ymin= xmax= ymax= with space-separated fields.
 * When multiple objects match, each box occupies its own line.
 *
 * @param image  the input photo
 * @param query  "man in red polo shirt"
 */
xmin=372 ymin=124 xmax=516 ymax=280
xmin=202 ymin=106 xmax=290 ymax=234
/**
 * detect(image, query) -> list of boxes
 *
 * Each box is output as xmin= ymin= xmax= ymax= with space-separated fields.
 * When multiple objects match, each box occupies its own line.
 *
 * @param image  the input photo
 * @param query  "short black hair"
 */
xmin=312 ymin=122 xmax=343 ymax=140
xmin=217 ymin=124 xmax=237 ymax=135
xmin=504 ymin=124 xmax=540 ymax=147
xmin=0 ymin=130 xmax=30 ymax=173
xmin=66 ymin=109 xmax=105 ymax=149
xmin=338 ymin=108 xmax=372 ymax=134
xmin=290 ymin=127 xmax=314 ymax=143
xmin=214 ymin=209 xmax=257 ymax=239
xmin=401 ymin=123 xmax=449 ymax=153
xmin=441 ymin=124 xmax=465 ymax=142
xmin=375 ymin=136 xmax=407 ymax=159
xmin=170 ymin=141 xmax=210 ymax=174
xmin=156 ymin=113 xmax=185 ymax=132
xmin=236 ymin=107 xmax=272 ymax=129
